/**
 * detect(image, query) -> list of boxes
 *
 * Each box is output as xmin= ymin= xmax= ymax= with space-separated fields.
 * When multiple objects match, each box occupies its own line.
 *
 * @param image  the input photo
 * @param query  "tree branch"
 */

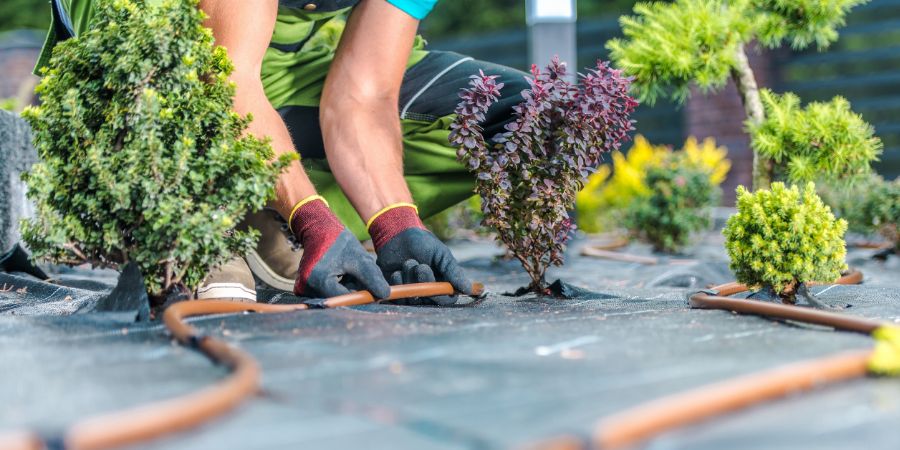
xmin=730 ymin=43 xmax=773 ymax=189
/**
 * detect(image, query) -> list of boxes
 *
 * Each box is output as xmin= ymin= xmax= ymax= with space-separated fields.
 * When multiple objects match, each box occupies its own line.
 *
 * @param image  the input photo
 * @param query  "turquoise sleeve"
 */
xmin=385 ymin=0 xmax=437 ymax=19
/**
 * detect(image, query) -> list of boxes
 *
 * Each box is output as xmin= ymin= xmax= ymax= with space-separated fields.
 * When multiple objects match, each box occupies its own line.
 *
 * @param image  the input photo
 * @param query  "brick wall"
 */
xmin=0 ymin=48 xmax=39 ymax=101
xmin=0 ymin=31 xmax=43 ymax=108
xmin=685 ymin=45 xmax=775 ymax=204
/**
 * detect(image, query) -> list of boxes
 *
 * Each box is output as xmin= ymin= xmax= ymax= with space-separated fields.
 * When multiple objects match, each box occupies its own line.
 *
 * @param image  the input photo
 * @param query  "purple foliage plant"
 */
xmin=450 ymin=58 xmax=638 ymax=293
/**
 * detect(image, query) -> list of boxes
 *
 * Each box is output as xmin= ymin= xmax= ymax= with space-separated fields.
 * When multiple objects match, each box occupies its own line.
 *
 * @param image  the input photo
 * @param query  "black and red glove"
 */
xmin=367 ymin=204 xmax=474 ymax=305
xmin=290 ymin=196 xmax=390 ymax=299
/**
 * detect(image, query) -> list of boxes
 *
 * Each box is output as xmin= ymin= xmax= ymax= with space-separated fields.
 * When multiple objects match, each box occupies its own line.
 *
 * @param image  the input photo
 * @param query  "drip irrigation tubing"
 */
xmin=528 ymin=269 xmax=893 ymax=450
xmin=1 ymin=268 xmax=890 ymax=450
xmin=579 ymin=240 xmax=696 ymax=266
xmin=0 ymin=282 xmax=483 ymax=450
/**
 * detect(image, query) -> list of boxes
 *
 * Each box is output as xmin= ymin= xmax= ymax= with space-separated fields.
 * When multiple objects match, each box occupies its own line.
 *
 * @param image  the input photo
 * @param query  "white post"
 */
xmin=527 ymin=0 xmax=577 ymax=81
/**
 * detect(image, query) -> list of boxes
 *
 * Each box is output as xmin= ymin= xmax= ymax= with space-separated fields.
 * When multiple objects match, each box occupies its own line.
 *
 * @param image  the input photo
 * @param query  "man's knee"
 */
xmin=398 ymin=51 xmax=528 ymax=139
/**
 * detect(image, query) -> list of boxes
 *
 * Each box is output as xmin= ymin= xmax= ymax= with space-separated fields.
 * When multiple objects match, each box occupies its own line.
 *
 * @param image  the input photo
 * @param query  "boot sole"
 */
xmin=196 ymin=282 xmax=257 ymax=302
xmin=246 ymin=249 xmax=296 ymax=293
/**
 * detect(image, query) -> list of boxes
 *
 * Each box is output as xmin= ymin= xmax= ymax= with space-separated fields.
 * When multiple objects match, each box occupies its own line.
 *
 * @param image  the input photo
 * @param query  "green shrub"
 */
xmin=749 ymin=90 xmax=882 ymax=185
xmin=608 ymin=0 xmax=867 ymax=106
xmin=607 ymin=0 xmax=750 ymax=105
xmin=754 ymin=0 xmax=867 ymax=50
xmin=625 ymin=154 xmax=720 ymax=253
xmin=608 ymin=0 xmax=872 ymax=188
xmin=21 ymin=0 xmax=292 ymax=297
xmin=723 ymin=182 xmax=847 ymax=302
xmin=863 ymin=177 xmax=899 ymax=252
xmin=824 ymin=175 xmax=899 ymax=252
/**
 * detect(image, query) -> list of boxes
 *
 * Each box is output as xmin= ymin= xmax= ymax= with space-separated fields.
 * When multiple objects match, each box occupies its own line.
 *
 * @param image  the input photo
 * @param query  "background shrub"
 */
xmin=21 ymin=0 xmax=292 ymax=296
xmin=576 ymin=135 xmax=729 ymax=234
xmin=423 ymin=196 xmax=485 ymax=242
xmin=822 ymin=175 xmax=899 ymax=252
xmin=625 ymin=153 xmax=721 ymax=253
xmin=576 ymin=136 xmax=668 ymax=234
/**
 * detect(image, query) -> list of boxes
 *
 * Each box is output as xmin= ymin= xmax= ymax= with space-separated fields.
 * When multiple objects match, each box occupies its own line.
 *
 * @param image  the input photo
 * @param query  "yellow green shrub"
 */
xmin=723 ymin=182 xmax=847 ymax=302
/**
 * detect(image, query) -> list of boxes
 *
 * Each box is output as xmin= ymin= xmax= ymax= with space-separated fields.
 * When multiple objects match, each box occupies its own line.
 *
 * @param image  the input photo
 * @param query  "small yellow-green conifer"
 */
xmin=723 ymin=182 xmax=847 ymax=302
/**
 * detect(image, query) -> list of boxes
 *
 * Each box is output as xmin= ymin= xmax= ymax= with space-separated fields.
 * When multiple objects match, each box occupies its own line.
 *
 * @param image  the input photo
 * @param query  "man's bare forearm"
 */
xmin=200 ymin=0 xmax=317 ymax=220
xmin=233 ymin=73 xmax=318 ymax=220
xmin=320 ymin=0 xmax=419 ymax=222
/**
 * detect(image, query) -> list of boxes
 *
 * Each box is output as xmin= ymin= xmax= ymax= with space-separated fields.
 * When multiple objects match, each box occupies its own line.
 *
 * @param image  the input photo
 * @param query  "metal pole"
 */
xmin=527 ymin=0 xmax=577 ymax=81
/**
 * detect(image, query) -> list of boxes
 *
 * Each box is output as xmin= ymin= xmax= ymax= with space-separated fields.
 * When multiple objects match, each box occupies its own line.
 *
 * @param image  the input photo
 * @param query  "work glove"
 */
xmin=367 ymin=203 xmax=475 ymax=305
xmin=290 ymin=196 xmax=390 ymax=299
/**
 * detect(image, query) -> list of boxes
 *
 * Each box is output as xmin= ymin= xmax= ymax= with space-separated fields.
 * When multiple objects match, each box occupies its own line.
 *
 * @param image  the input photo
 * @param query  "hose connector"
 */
xmin=868 ymin=325 xmax=900 ymax=376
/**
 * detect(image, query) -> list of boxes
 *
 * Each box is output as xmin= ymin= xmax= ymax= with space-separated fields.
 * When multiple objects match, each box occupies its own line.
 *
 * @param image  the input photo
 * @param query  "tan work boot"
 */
xmin=238 ymin=207 xmax=302 ymax=292
xmin=196 ymin=256 xmax=257 ymax=302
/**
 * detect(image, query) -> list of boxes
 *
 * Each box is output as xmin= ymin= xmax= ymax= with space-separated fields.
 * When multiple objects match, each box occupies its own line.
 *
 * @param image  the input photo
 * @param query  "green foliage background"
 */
xmin=422 ymin=0 xmax=637 ymax=38
xmin=820 ymin=175 xmax=900 ymax=251
xmin=625 ymin=154 xmax=720 ymax=253
xmin=0 ymin=0 xmax=50 ymax=31
xmin=723 ymin=183 xmax=847 ymax=301
xmin=22 ymin=0 xmax=292 ymax=296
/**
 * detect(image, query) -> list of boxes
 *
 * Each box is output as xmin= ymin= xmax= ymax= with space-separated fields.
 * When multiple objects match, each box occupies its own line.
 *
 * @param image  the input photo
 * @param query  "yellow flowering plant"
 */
xmin=576 ymin=135 xmax=729 ymax=234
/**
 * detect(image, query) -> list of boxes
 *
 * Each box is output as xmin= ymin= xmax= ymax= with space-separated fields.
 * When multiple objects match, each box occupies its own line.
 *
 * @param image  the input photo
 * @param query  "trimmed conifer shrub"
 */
xmin=608 ymin=0 xmax=876 ymax=188
xmin=21 ymin=0 xmax=292 ymax=297
xmin=723 ymin=182 xmax=847 ymax=303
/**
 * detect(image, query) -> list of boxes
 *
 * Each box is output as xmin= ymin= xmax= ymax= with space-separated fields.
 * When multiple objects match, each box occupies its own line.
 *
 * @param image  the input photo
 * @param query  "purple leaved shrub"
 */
xmin=450 ymin=58 xmax=638 ymax=293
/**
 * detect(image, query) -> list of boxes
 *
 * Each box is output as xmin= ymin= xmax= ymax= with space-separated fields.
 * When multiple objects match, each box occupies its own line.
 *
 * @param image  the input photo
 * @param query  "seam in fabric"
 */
xmin=400 ymin=56 xmax=473 ymax=119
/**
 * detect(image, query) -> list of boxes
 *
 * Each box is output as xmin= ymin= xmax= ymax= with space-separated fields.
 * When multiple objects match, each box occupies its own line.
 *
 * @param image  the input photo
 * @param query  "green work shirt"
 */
xmin=36 ymin=0 xmax=437 ymax=74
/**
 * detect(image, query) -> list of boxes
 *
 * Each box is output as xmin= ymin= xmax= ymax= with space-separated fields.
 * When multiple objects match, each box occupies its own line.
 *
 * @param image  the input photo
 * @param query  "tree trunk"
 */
xmin=730 ymin=43 xmax=772 ymax=190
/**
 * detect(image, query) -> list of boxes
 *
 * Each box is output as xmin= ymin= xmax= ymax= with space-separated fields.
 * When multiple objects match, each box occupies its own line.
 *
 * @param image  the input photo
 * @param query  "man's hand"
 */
xmin=292 ymin=197 xmax=390 ymax=299
xmin=368 ymin=205 xmax=474 ymax=305
xmin=316 ymin=0 xmax=472 ymax=303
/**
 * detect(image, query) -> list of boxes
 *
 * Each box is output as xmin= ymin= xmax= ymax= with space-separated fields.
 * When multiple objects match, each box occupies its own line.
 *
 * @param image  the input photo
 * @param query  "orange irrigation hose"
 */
xmin=593 ymin=350 xmax=872 ymax=450
xmin=529 ymin=270 xmax=878 ymax=450
xmin=0 ymin=282 xmax=482 ymax=450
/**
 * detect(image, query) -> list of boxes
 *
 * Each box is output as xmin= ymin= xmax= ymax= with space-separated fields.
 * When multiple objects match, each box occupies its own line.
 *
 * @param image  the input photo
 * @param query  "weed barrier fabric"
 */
xmin=2 ymin=234 xmax=900 ymax=449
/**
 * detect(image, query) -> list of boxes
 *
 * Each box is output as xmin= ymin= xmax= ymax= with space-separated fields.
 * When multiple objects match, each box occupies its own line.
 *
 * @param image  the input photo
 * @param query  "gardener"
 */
xmin=38 ymin=0 xmax=528 ymax=303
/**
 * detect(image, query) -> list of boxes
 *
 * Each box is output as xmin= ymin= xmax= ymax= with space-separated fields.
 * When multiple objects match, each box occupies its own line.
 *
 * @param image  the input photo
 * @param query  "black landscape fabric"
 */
xmin=2 ymin=234 xmax=900 ymax=450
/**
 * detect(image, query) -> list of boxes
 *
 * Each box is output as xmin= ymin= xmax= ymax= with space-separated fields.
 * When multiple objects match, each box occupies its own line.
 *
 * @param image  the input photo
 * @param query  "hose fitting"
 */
xmin=869 ymin=325 xmax=900 ymax=376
